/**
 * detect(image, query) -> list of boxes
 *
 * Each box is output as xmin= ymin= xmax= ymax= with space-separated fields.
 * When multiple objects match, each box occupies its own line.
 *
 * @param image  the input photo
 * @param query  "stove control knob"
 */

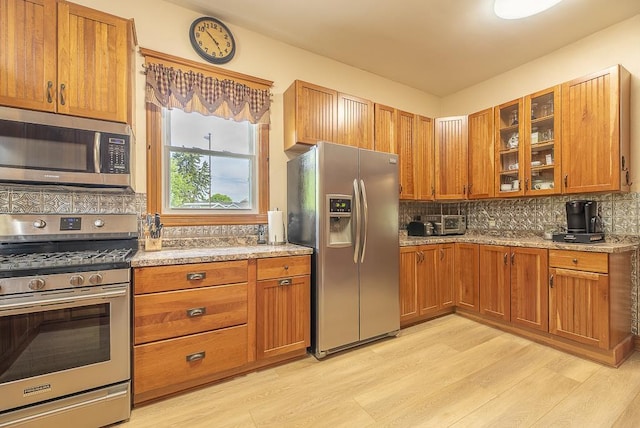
xmin=33 ymin=219 xmax=47 ymax=229
xmin=28 ymin=278 xmax=46 ymax=290
xmin=89 ymin=274 xmax=103 ymax=285
xmin=94 ymin=219 xmax=105 ymax=228
xmin=69 ymin=275 xmax=85 ymax=286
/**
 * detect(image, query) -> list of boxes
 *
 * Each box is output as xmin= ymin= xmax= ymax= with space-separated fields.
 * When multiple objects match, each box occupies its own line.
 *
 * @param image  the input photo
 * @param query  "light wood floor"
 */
xmin=121 ymin=315 xmax=640 ymax=427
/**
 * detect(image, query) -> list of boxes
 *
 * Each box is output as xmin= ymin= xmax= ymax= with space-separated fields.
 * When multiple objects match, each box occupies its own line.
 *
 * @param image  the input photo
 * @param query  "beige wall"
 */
xmin=441 ymin=13 xmax=640 ymax=191
xmin=72 ymin=0 xmax=440 ymax=212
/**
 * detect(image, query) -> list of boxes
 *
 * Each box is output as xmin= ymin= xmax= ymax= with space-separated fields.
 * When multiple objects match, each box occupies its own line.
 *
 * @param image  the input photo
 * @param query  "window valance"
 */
xmin=141 ymin=48 xmax=273 ymax=124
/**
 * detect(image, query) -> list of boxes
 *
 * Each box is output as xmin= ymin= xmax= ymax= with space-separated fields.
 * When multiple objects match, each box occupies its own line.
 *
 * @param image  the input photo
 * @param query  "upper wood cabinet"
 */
xmin=373 ymin=103 xmax=396 ymax=154
xmin=467 ymin=108 xmax=494 ymax=199
xmin=283 ymin=80 xmax=337 ymax=151
xmin=397 ymin=110 xmax=416 ymax=199
xmin=337 ymin=93 xmax=374 ymax=150
xmin=561 ymin=65 xmax=631 ymax=194
xmin=435 ymin=115 xmax=468 ymax=200
xmin=283 ymin=80 xmax=375 ymax=151
xmin=0 ymin=0 xmax=132 ymax=123
xmin=415 ymin=115 xmax=435 ymax=200
xmin=523 ymin=86 xmax=561 ymax=195
xmin=495 ymin=99 xmax=525 ymax=198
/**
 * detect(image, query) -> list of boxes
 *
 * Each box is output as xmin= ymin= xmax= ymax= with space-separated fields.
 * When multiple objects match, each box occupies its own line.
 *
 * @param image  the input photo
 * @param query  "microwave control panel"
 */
xmin=103 ymin=134 xmax=130 ymax=174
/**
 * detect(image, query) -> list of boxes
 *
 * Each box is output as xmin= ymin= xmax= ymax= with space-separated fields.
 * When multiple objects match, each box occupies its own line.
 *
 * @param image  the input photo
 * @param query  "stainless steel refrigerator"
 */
xmin=287 ymin=141 xmax=400 ymax=358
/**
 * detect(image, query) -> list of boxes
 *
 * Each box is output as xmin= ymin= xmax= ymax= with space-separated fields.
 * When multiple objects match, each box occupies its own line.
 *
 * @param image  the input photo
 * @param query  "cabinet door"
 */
xmin=57 ymin=2 xmax=129 ymax=122
xmin=561 ymin=65 xmax=630 ymax=193
xmin=399 ymin=247 xmax=419 ymax=325
xmin=495 ymin=99 xmax=525 ymax=198
xmin=418 ymin=246 xmax=439 ymax=314
xmin=468 ymin=108 xmax=494 ymax=199
xmin=415 ymin=115 xmax=435 ymax=201
xmin=524 ymin=86 xmax=561 ymax=195
xmin=549 ymin=267 xmax=609 ymax=349
xmin=455 ymin=243 xmax=479 ymax=312
xmin=374 ymin=103 xmax=396 ymax=154
xmin=397 ymin=110 xmax=416 ymax=200
xmin=511 ymin=247 xmax=548 ymax=332
xmin=437 ymin=244 xmax=455 ymax=308
xmin=256 ymin=275 xmax=310 ymax=359
xmin=479 ymin=245 xmax=511 ymax=321
xmin=435 ymin=116 xmax=468 ymax=200
xmin=0 ymin=0 xmax=56 ymax=112
xmin=337 ymin=93 xmax=373 ymax=150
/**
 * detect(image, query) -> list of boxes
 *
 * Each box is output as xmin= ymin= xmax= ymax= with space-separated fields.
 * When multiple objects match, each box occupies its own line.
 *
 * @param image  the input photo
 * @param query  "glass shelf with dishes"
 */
xmin=524 ymin=86 xmax=561 ymax=194
xmin=495 ymin=99 xmax=524 ymax=196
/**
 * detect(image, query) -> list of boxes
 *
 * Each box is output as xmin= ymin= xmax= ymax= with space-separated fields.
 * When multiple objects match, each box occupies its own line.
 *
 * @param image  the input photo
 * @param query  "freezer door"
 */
xmin=316 ymin=142 xmax=360 ymax=352
xmin=358 ymin=149 xmax=400 ymax=339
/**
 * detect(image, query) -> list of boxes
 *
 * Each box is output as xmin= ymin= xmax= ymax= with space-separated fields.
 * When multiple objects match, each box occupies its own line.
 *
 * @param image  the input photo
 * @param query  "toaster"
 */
xmin=407 ymin=220 xmax=433 ymax=236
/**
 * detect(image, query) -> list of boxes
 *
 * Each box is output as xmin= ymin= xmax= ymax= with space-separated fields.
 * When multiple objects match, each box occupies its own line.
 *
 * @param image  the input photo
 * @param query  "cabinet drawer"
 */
xmin=134 ymin=324 xmax=248 ymax=396
xmin=134 ymin=283 xmax=248 ymax=344
xmin=549 ymin=250 xmax=608 ymax=273
xmin=257 ymin=255 xmax=311 ymax=280
xmin=134 ymin=260 xmax=248 ymax=294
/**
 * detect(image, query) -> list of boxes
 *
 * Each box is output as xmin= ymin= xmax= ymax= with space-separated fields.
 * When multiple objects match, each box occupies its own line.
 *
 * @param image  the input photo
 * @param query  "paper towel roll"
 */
xmin=268 ymin=210 xmax=285 ymax=244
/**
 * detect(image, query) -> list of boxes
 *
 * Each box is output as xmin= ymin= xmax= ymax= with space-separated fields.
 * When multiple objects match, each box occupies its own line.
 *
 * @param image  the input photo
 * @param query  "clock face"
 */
xmin=189 ymin=17 xmax=236 ymax=64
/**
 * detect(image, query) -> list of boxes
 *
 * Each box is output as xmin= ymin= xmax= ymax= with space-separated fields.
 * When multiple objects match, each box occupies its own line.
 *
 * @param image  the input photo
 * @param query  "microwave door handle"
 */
xmin=353 ymin=179 xmax=361 ymax=264
xmin=360 ymin=179 xmax=368 ymax=263
xmin=93 ymin=132 xmax=101 ymax=173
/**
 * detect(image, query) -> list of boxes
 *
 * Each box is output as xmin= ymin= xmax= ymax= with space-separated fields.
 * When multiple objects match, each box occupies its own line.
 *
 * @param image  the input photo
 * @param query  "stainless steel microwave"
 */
xmin=0 ymin=106 xmax=132 ymax=188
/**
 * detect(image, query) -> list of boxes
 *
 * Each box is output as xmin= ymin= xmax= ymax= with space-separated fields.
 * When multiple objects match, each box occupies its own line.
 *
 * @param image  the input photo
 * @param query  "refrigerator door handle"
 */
xmin=353 ymin=179 xmax=361 ymax=264
xmin=360 ymin=179 xmax=369 ymax=263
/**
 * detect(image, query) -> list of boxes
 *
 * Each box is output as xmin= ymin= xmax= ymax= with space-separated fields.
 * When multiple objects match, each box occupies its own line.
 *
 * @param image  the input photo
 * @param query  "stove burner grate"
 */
xmin=0 ymin=248 xmax=134 ymax=272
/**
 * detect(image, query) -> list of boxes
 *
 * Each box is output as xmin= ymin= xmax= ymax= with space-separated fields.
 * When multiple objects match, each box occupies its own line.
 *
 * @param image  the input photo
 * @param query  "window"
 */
xmin=142 ymin=50 xmax=272 ymax=226
xmin=164 ymin=109 xmax=258 ymax=213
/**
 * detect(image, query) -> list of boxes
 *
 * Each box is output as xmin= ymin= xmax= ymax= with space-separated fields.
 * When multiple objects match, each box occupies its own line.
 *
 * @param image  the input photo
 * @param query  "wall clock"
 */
xmin=189 ymin=16 xmax=236 ymax=64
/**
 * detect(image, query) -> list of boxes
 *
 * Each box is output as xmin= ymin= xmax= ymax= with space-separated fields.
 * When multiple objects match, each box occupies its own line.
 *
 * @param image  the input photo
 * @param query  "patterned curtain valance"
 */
xmin=144 ymin=62 xmax=271 ymax=124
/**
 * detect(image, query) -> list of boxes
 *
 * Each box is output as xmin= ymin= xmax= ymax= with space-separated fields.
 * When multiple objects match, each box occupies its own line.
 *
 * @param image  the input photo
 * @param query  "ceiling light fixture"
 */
xmin=494 ymin=0 xmax=563 ymax=19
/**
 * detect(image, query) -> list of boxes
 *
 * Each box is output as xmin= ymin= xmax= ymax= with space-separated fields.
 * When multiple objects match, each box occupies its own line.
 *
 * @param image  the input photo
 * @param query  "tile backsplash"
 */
xmin=401 ymin=192 xmax=640 ymax=237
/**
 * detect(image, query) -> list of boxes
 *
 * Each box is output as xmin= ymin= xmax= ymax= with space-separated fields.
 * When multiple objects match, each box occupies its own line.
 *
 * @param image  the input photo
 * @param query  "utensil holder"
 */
xmin=145 ymin=237 xmax=162 ymax=251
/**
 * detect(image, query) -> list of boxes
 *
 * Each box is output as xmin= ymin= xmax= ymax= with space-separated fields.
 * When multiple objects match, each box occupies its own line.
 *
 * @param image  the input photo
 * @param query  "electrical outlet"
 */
xmin=488 ymin=219 xmax=497 ymax=228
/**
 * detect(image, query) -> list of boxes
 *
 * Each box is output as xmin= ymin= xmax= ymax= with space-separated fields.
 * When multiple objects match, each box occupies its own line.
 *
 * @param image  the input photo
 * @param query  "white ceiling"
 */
xmin=166 ymin=0 xmax=640 ymax=97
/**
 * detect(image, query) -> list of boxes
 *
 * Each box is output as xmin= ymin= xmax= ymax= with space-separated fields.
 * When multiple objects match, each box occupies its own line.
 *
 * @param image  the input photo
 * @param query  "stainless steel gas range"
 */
xmin=0 ymin=214 xmax=137 ymax=428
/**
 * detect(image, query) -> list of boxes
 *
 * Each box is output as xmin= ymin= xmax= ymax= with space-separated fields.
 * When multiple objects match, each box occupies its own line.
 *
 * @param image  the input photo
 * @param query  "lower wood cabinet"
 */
xmin=400 ymin=244 xmax=454 ymax=326
xmin=454 ymin=243 xmax=479 ymax=312
xmin=478 ymin=245 xmax=548 ymax=332
xmin=132 ymin=255 xmax=311 ymax=404
xmin=548 ymin=249 xmax=631 ymax=352
xmin=256 ymin=256 xmax=311 ymax=360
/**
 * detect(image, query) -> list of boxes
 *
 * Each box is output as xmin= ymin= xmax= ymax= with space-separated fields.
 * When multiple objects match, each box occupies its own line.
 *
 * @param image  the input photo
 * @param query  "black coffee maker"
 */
xmin=553 ymin=200 xmax=604 ymax=243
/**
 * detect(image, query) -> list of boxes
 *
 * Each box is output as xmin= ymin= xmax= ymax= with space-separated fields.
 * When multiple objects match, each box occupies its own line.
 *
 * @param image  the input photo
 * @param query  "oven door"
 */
xmin=0 ymin=284 xmax=129 ymax=411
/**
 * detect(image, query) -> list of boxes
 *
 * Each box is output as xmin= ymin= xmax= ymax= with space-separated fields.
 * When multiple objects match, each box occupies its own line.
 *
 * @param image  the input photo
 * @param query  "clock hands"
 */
xmin=205 ymin=29 xmax=224 ymax=54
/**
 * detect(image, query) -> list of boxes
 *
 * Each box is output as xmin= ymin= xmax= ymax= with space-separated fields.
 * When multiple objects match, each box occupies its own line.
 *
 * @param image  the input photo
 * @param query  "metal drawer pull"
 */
xmin=186 ymin=307 xmax=206 ymax=317
xmin=186 ymin=352 xmax=206 ymax=362
xmin=46 ymin=81 xmax=53 ymax=103
xmin=187 ymin=272 xmax=206 ymax=281
xmin=549 ymin=274 xmax=554 ymax=288
xmin=59 ymin=83 xmax=66 ymax=105
xmin=279 ymin=279 xmax=292 ymax=286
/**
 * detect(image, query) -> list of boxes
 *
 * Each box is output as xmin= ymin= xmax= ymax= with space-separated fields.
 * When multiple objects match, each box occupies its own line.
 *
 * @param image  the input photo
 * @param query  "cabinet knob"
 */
xmin=572 ymin=258 xmax=578 ymax=264
xmin=283 ymin=265 xmax=289 ymax=270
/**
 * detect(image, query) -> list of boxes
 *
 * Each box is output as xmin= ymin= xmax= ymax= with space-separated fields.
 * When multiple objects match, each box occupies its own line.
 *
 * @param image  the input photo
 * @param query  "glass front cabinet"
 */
xmin=495 ymin=87 xmax=561 ymax=197
xmin=495 ymin=99 xmax=524 ymax=197
xmin=523 ymin=86 xmax=561 ymax=195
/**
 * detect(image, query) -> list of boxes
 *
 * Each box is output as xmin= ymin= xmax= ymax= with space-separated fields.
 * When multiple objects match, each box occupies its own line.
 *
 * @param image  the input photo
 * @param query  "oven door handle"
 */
xmin=0 ymin=287 xmax=127 ymax=316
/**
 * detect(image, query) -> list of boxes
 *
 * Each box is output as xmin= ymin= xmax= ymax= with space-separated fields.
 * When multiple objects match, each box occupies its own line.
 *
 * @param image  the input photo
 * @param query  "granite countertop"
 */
xmin=131 ymin=243 xmax=313 ymax=267
xmin=400 ymin=232 xmax=639 ymax=253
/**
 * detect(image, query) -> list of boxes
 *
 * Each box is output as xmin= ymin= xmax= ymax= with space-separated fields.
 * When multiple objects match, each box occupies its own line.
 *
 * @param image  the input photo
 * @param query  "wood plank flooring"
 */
xmin=121 ymin=315 xmax=640 ymax=427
